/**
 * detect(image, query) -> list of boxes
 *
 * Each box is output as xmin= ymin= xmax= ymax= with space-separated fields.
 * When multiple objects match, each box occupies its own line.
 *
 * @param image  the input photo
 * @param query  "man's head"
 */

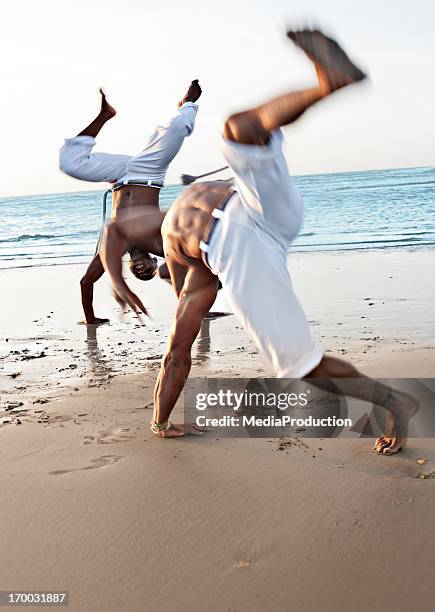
xmin=128 ymin=248 xmax=158 ymax=281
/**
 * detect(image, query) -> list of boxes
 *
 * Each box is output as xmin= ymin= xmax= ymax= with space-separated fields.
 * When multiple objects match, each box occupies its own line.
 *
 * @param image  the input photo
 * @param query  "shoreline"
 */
xmin=2 ymin=243 xmax=435 ymax=272
xmin=2 ymin=248 xmax=434 ymax=405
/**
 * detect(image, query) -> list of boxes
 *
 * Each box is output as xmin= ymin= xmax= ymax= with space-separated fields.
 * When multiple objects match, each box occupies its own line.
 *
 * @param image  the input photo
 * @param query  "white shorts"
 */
xmin=59 ymin=102 xmax=198 ymax=184
xmin=206 ymin=130 xmax=323 ymax=378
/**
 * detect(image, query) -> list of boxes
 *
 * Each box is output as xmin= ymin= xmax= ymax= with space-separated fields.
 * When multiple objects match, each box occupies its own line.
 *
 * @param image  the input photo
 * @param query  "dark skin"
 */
xmin=100 ymin=206 xmax=166 ymax=317
xmin=101 ymin=29 xmax=417 ymax=448
xmin=78 ymin=82 xmax=202 ymax=325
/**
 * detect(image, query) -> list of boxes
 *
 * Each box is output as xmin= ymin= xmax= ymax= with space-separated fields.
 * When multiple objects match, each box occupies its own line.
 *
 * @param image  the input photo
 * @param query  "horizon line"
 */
xmin=0 ymin=163 xmax=433 ymax=202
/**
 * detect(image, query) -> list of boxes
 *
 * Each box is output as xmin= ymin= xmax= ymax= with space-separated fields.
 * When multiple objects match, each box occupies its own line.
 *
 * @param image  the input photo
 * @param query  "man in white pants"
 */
xmin=59 ymin=80 xmax=201 ymax=324
xmin=100 ymin=29 xmax=417 ymax=453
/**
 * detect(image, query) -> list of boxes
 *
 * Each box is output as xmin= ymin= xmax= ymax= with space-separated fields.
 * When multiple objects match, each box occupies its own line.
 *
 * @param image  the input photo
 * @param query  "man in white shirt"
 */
xmin=99 ymin=29 xmax=418 ymax=453
xmin=59 ymin=80 xmax=201 ymax=324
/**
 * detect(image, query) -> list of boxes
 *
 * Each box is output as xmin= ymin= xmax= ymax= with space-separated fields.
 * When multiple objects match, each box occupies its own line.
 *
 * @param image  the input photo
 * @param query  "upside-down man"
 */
xmin=101 ymin=29 xmax=417 ymax=453
xmin=59 ymin=80 xmax=201 ymax=324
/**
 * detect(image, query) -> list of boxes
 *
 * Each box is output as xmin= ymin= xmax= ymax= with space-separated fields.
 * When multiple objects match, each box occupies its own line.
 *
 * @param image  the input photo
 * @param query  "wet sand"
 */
xmin=2 ymin=248 xmax=435 ymax=401
xmin=1 ymin=248 xmax=435 ymax=611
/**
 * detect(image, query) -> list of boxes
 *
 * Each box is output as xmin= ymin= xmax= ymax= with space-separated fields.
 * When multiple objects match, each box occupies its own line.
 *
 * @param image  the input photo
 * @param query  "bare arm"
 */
xmin=99 ymin=221 xmax=142 ymax=316
xmin=152 ymin=263 xmax=219 ymax=437
xmin=99 ymin=207 xmax=165 ymax=317
xmin=80 ymin=254 xmax=108 ymax=325
xmin=157 ymin=259 xmax=187 ymax=293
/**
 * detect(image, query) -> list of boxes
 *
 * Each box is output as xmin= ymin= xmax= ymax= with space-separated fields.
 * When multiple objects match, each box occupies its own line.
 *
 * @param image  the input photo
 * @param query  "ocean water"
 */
xmin=0 ymin=166 xmax=434 ymax=270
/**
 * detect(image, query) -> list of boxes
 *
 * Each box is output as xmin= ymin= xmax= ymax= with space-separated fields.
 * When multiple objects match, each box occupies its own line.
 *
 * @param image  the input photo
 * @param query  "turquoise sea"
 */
xmin=0 ymin=166 xmax=434 ymax=270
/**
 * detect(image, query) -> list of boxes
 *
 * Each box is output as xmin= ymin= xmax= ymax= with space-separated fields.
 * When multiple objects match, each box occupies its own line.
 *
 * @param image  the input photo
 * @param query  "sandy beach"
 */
xmin=1 ymin=248 xmax=434 ymax=611
xmin=1 ymin=0 xmax=435 ymax=608
xmin=2 ymin=248 xmax=435 ymax=396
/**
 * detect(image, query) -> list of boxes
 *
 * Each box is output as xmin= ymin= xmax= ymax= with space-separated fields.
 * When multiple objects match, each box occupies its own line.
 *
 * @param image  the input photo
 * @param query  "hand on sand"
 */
xmin=204 ymin=311 xmax=231 ymax=320
xmin=155 ymin=423 xmax=209 ymax=438
xmin=178 ymin=79 xmax=202 ymax=107
xmin=78 ymin=317 xmax=110 ymax=326
xmin=373 ymin=436 xmax=405 ymax=455
xmin=373 ymin=392 xmax=418 ymax=455
xmin=113 ymin=286 xmax=149 ymax=323
xmin=99 ymin=88 xmax=116 ymax=119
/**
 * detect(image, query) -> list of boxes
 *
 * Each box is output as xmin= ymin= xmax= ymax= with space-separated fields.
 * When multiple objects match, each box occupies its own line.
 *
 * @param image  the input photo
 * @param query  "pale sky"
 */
xmin=1 ymin=0 xmax=434 ymax=196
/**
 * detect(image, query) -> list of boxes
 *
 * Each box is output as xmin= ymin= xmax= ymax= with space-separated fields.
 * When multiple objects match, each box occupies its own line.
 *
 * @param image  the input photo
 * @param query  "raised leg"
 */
xmin=77 ymin=89 xmax=116 ymax=138
xmin=223 ymin=29 xmax=366 ymax=145
xmin=305 ymin=356 xmax=418 ymax=455
xmin=178 ymin=79 xmax=202 ymax=108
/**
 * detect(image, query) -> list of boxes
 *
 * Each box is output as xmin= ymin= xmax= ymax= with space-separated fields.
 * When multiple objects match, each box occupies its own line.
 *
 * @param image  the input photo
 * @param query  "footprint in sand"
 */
xmin=50 ymin=454 xmax=122 ymax=475
xmin=84 ymin=426 xmax=136 ymax=445
xmin=37 ymin=414 xmax=72 ymax=425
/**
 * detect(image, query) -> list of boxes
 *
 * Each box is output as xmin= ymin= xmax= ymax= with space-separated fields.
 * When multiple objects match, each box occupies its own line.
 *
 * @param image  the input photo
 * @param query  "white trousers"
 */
xmin=207 ymin=130 xmax=324 ymax=378
xmin=59 ymin=102 xmax=198 ymax=184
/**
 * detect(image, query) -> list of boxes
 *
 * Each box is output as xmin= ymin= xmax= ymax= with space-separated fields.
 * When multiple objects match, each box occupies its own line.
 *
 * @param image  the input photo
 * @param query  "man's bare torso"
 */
xmin=111 ymin=185 xmax=160 ymax=219
xmin=163 ymin=181 xmax=233 ymax=264
xmin=111 ymin=186 xmax=165 ymax=257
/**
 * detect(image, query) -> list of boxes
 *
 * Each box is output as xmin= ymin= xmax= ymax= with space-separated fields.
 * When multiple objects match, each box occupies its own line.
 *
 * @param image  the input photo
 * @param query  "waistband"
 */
xmin=112 ymin=179 xmax=164 ymax=191
xmin=199 ymin=190 xmax=235 ymax=271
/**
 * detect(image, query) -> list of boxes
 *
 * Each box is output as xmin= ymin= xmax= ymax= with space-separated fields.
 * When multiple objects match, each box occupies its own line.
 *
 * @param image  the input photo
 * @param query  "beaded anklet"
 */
xmin=150 ymin=420 xmax=171 ymax=434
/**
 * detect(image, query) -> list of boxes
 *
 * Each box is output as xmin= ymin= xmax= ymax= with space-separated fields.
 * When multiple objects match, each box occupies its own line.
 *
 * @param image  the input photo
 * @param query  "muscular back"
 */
xmin=163 ymin=181 xmax=233 ymax=264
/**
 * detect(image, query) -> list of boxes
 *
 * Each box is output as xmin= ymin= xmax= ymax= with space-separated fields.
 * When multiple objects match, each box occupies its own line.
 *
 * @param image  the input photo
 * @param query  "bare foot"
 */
xmin=287 ymin=29 xmax=367 ymax=94
xmin=99 ymin=88 xmax=116 ymax=119
xmin=178 ymin=79 xmax=202 ymax=107
xmin=374 ymin=391 xmax=418 ymax=455
xmin=154 ymin=423 xmax=209 ymax=438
